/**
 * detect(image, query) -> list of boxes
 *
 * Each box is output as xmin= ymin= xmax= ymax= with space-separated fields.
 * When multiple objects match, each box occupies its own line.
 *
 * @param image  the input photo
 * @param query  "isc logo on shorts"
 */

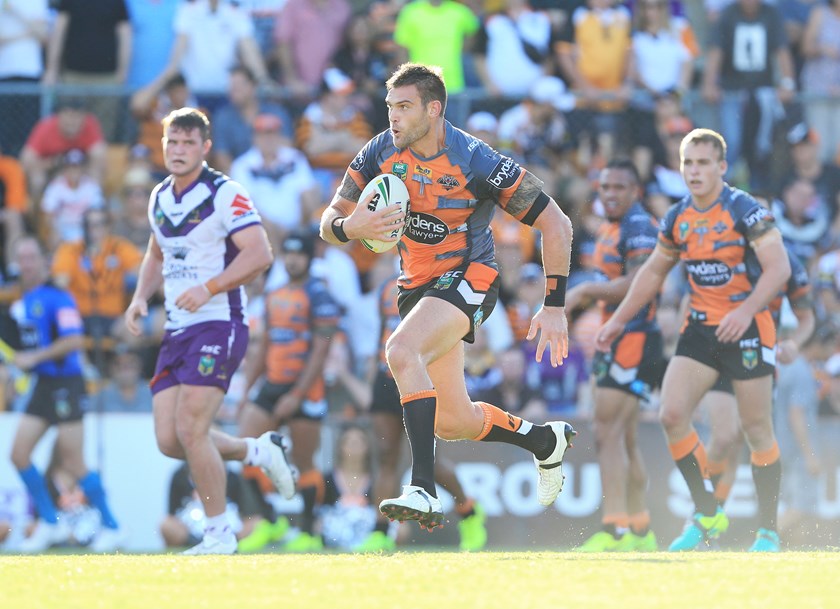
xmin=433 ymin=270 xmax=462 ymax=290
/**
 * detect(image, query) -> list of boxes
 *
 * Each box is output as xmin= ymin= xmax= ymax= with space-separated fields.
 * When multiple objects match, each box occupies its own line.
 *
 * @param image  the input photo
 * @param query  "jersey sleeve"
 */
xmin=470 ymin=139 xmax=545 ymax=223
xmin=309 ymin=282 xmax=341 ymax=336
xmin=732 ymin=195 xmax=776 ymax=242
xmin=621 ymin=213 xmax=659 ymax=261
xmin=657 ymin=201 xmax=682 ymax=252
xmin=786 ymin=250 xmax=812 ymax=307
xmin=53 ymin=290 xmax=84 ymax=338
xmin=217 ymin=180 xmax=263 ymax=236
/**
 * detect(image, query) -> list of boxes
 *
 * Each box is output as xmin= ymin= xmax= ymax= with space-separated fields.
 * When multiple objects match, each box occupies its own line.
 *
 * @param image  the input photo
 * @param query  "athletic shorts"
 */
xmin=397 ymin=262 xmax=500 ymax=344
xmin=592 ymin=331 xmax=664 ymax=398
xmin=151 ymin=320 xmax=248 ymax=394
xmin=370 ymin=369 xmax=401 ymax=416
xmin=25 ymin=375 xmax=87 ymax=425
xmin=252 ymin=381 xmax=327 ymax=422
xmin=675 ymin=319 xmax=775 ymax=381
xmin=710 ymin=375 xmax=734 ymax=394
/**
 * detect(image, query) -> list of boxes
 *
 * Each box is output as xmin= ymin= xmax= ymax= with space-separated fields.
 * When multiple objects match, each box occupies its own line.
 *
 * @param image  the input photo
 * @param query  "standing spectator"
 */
xmin=96 ymin=346 xmax=153 ymax=413
xmin=0 ymin=0 xmax=49 ymax=156
xmin=130 ymin=74 xmax=199 ymax=178
xmin=274 ymin=0 xmax=352 ymax=95
xmin=295 ymin=69 xmax=373 ymax=200
xmin=51 ymin=208 xmax=143 ymax=348
xmin=125 ymin=0 xmax=180 ymax=90
xmin=19 ymin=100 xmax=107 ymax=199
xmin=40 ymin=150 xmax=105 ymax=253
xmin=772 ymin=177 xmax=833 ymax=265
xmin=43 ymin=0 xmax=132 ymax=142
xmin=473 ymin=0 xmax=554 ymax=99
xmin=0 ymin=143 xmax=28 ymax=277
xmin=800 ymin=0 xmax=840 ymax=164
xmin=211 ymin=66 xmax=294 ymax=174
xmin=393 ymin=0 xmax=480 ymax=94
xmin=701 ymin=0 xmax=796 ymax=188
xmin=9 ymin=237 xmax=124 ymax=553
xmin=230 ymin=114 xmax=321 ymax=249
xmin=644 ymin=115 xmax=693 ymax=218
xmin=145 ymin=0 xmax=268 ymax=108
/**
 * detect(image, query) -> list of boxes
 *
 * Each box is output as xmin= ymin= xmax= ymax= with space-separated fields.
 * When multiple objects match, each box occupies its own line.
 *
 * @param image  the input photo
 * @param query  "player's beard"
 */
xmin=394 ymin=119 xmax=430 ymax=150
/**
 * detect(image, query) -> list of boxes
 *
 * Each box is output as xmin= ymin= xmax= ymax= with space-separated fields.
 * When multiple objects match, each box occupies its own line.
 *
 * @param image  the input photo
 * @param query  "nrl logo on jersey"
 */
xmin=436 ymin=175 xmax=460 ymax=191
xmin=154 ymin=207 xmax=166 ymax=226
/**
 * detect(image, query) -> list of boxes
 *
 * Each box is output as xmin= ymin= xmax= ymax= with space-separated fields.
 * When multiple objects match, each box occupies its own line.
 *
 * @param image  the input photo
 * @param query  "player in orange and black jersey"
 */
xmin=597 ymin=129 xmax=791 ymax=552
xmin=703 ymin=247 xmax=815 ymax=510
xmin=565 ymin=159 xmax=663 ymax=552
xmin=355 ymin=273 xmax=487 ymax=551
xmin=238 ymin=230 xmax=341 ymax=552
xmin=320 ymin=63 xmax=576 ymax=530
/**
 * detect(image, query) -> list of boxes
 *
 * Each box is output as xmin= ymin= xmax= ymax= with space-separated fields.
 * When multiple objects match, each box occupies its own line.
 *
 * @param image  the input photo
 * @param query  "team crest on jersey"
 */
xmin=392 ymin=162 xmax=408 ymax=181
xmin=188 ymin=208 xmax=203 ymax=224
xmin=678 ymin=221 xmax=690 ymax=241
xmin=741 ymin=349 xmax=758 ymax=370
xmin=437 ymin=175 xmax=460 ymax=191
xmin=713 ymin=221 xmax=728 ymax=234
xmin=198 ymin=355 xmax=216 ymax=376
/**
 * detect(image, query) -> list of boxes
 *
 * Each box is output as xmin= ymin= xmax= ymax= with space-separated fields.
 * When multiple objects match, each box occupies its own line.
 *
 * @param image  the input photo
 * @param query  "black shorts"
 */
xmin=252 ymin=381 xmax=327 ymax=422
xmin=675 ymin=319 xmax=775 ymax=381
xmin=398 ymin=262 xmax=500 ymax=344
xmin=593 ymin=331 xmax=664 ymax=398
xmin=710 ymin=375 xmax=734 ymax=394
xmin=370 ymin=369 xmax=401 ymax=416
xmin=25 ymin=375 xmax=87 ymax=425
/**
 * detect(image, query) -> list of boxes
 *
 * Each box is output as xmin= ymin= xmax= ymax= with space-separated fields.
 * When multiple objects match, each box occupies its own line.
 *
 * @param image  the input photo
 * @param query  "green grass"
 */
xmin=1 ymin=552 xmax=837 ymax=609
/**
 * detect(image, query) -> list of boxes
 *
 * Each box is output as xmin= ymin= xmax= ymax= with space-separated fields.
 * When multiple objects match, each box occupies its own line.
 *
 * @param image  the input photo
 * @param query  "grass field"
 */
xmin=1 ymin=551 xmax=837 ymax=609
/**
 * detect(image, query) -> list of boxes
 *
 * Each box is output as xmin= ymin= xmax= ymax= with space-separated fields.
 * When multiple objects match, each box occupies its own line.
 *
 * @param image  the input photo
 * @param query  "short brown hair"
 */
xmin=680 ymin=128 xmax=727 ymax=162
xmin=162 ymin=107 xmax=211 ymax=141
xmin=386 ymin=63 xmax=447 ymax=116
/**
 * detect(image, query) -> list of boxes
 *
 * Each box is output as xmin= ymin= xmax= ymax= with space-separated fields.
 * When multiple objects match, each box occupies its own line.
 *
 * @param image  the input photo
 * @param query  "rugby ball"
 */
xmin=359 ymin=173 xmax=410 ymax=253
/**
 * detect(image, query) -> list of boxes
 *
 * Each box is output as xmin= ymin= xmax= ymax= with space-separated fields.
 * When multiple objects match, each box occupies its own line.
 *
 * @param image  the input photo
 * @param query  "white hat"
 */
xmin=529 ymin=76 xmax=576 ymax=112
xmin=466 ymin=111 xmax=498 ymax=134
xmin=825 ymin=353 xmax=840 ymax=377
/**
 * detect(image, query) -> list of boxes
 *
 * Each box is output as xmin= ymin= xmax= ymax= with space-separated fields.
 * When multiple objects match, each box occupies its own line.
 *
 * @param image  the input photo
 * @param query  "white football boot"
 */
xmin=380 ymin=485 xmax=444 ymax=531
xmin=534 ymin=421 xmax=577 ymax=506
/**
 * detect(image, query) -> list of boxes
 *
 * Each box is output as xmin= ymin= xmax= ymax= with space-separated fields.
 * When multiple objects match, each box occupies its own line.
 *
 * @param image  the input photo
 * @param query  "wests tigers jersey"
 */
xmin=659 ymin=184 xmax=775 ymax=326
xmin=342 ymin=121 xmax=547 ymax=288
xmin=592 ymin=202 xmax=659 ymax=330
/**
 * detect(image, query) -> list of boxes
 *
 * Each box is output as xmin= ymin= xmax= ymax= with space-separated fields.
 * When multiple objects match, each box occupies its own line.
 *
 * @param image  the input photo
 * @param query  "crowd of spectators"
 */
xmin=1 ymin=0 xmax=840 ymax=548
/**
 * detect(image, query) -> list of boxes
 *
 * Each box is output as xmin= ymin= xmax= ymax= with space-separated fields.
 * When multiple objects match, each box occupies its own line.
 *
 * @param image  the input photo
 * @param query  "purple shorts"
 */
xmin=150 ymin=320 xmax=248 ymax=395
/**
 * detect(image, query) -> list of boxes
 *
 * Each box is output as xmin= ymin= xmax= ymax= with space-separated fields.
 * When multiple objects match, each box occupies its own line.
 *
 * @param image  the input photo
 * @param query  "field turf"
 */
xmin=1 ymin=551 xmax=836 ymax=609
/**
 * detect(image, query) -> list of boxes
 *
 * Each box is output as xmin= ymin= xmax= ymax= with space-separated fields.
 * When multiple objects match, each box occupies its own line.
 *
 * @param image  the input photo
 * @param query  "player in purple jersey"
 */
xmin=125 ymin=108 xmax=296 ymax=554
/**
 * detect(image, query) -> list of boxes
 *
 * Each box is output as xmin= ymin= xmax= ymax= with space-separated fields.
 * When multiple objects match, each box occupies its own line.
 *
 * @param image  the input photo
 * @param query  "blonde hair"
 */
xmin=680 ymin=128 xmax=727 ymax=162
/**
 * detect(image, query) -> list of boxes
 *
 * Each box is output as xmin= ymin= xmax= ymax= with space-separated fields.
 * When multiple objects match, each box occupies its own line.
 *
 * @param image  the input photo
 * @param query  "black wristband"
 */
xmin=331 ymin=217 xmax=350 ymax=243
xmin=544 ymin=274 xmax=568 ymax=307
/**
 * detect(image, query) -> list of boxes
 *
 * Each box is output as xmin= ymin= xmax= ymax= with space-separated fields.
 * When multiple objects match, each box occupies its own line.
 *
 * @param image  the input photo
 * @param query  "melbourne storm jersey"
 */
xmin=341 ymin=121 xmax=547 ymax=288
xmin=149 ymin=164 xmax=262 ymax=330
xmin=659 ymin=184 xmax=776 ymax=326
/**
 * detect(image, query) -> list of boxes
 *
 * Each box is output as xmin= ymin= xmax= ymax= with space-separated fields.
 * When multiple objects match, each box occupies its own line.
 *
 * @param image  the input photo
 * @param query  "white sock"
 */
xmin=243 ymin=437 xmax=263 ymax=467
xmin=205 ymin=513 xmax=232 ymax=539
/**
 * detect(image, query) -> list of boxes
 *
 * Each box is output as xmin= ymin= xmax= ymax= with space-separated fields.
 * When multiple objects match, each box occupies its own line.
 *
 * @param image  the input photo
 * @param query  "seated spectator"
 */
xmin=473 ymin=0 xmax=553 ymax=99
xmin=466 ymin=111 xmax=500 ymax=149
xmin=145 ymin=0 xmax=268 ymax=109
xmin=130 ymin=73 xmax=200 ymax=177
xmin=0 ymin=144 xmax=28 ymax=276
xmin=95 ymin=346 xmax=152 ymax=413
xmin=295 ymin=68 xmax=373 ymax=200
xmin=160 ymin=462 xmax=262 ymax=550
xmin=777 ymin=123 xmax=840 ymax=233
xmin=475 ymin=345 xmax=549 ymax=423
xmin=40 ymin=149 xmax=105 ymax=252
xmin=274 ymin=0 xmax=352 ymax=96
xmin=505 ymin=262 xmax=545 ymax=341
xmin=230 ymin=113 xmax=321 ymax=250
xmin=525 ymin=328 xmax=589 ymax=418
xmin=772 ymin=177 xmax=834 ymax=265
xmin=51 ymin=208 xmax=142 ymax=348
xmin=211 ymin=66 xmax=294 ymax=175
xmin=800 ymin=0 xmax=840 ymax=164
xmin=20 ymin=100 xmax=107 ymax=198
xmin=112 ymin=167 xmax=156 ymax=250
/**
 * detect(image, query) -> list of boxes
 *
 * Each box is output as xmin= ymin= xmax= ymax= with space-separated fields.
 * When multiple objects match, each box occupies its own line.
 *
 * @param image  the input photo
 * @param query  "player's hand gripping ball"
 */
xmin=360 ymin=173 xmax=410 ymax=253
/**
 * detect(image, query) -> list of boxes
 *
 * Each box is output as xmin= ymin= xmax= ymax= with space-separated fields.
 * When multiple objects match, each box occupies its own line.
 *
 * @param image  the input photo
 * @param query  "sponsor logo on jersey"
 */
xmin=486 ymin=157 xmax=521 ymax=189
xmin=405 ymin=212 xmax=448 ymax=245
xmin=172 ymin=247 xmax=189 ymax=260
xmin=392 ymin=162 xmax=408 ymax=181
xmin=57 ymin=307 xmax=83 ymax=330
xmin=231 ymin=194 xmax=253 ymax=217
xmin=414 ymin=164 xmax=432 ymax=178
xmin=743 ymin=206 xmax=770 ymax=228
xmin=437 ymin=175 xmax=460 ymax=191
xmin=685 ymin=259 xmax=732 ymax=286
xmin=198 ymin=355 xmax=216 ymax=376
xmin=350 ymin=148 xmax=366 ymax=171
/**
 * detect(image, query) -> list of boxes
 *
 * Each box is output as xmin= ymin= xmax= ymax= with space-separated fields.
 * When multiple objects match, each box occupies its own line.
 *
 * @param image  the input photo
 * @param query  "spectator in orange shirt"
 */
xmin=19 ymin=99 xmax=107 ymax=198
xmin=0 ymin=143 xmax=28 ymax=277
xmin=52 ymin=208 xmax=142 ymax=352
